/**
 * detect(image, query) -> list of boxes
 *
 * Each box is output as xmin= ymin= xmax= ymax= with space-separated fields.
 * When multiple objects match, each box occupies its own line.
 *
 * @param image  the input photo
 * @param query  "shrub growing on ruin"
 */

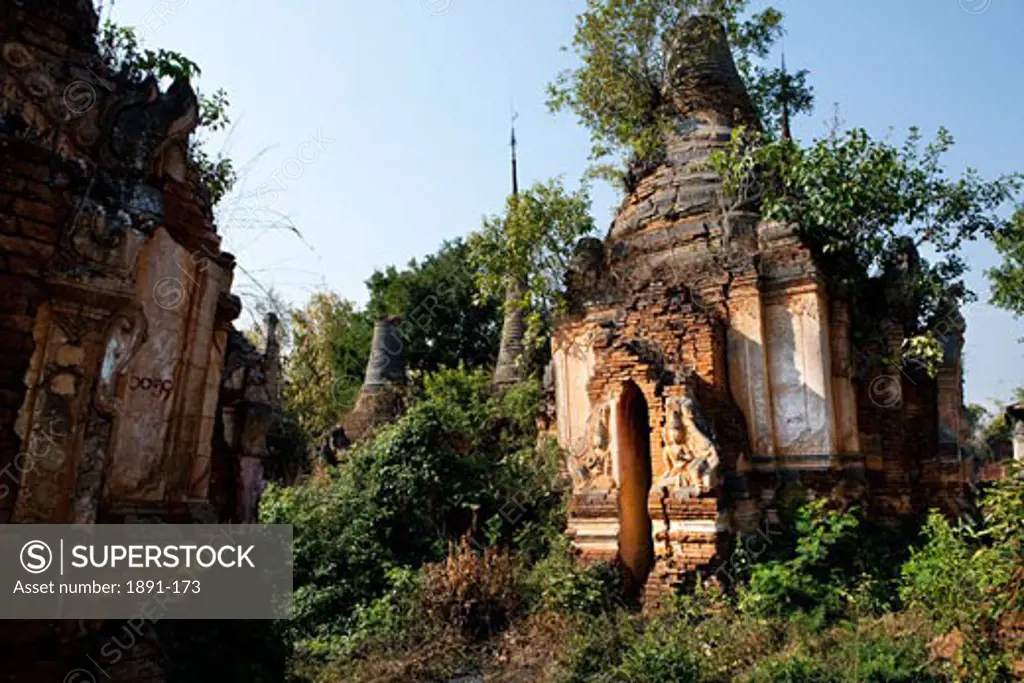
xmin=739 ymin=500 xmax=863 ymax=622
xmin=547 ymin=0 xmax=810 ymax=185
xmin=99 ymin=21 xmax=236 ymax=205
xmin=709 ymin=125 xmax=1022 ymax=358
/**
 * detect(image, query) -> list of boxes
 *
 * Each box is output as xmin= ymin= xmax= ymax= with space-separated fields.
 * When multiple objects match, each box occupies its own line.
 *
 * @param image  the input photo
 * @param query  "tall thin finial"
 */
xmin=510 ymin=104 xmax=519 ymax=197
xmin=780 ymin=49 xmax=792 ymax=142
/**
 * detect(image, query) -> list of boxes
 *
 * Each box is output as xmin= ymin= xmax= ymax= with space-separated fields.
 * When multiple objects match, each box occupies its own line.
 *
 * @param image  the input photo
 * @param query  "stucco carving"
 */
xmin=661 ymin=396 xmax=720 ymax=495
xmin=95 ymin=306 xmax=148 ymax=416
xmin=572 ymin=404 xmax=612 ymax=488
xmin=70 ymin=306 xmax=149 ymax=523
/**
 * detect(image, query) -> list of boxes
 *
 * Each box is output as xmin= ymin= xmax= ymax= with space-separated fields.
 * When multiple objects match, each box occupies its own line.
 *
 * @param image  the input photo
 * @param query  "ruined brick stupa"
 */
xmin=551 ymin=16 xmax=969 ymax=592
xmin=0 ymin=1 xmax=284 ymax=675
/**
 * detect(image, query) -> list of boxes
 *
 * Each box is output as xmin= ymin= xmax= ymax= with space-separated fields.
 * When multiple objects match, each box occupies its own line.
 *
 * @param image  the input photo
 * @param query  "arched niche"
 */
xmin=616 ymin=381 xmax=654 ymax=591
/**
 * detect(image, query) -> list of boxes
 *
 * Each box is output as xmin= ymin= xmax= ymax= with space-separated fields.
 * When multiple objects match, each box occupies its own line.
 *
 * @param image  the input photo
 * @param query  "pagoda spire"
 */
xmin=780 ymin=51 xmax=792 ymax=141
xmin=510 ymin=105 xmax=519 ymax=196
xmin=494 ymin=106 xmax=526 ymax=388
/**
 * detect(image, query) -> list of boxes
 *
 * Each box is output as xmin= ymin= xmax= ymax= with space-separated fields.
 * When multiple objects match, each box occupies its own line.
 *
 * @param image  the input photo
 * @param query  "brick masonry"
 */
xmin=0 ymin=1 xmax=281 ymax=679
xmin=552 ymin=15 xmax=971 ymax=601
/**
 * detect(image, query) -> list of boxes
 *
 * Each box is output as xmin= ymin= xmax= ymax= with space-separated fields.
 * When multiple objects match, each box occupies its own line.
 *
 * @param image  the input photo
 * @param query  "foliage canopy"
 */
xmin=709 ymin=126 xmax=1022 ymax=357
xmin=547 ymin=0 xmax=812 ymax=186
xmin=366 ymin=239 xmax=503 ymax=375
xmin=468 ymin=179 xmax=595 ymax=360
xmin=988 ymin=207 xmax=1024 ymax=321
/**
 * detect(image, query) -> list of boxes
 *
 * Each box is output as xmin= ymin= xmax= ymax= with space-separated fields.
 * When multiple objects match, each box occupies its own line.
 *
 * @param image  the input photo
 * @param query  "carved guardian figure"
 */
xmin=572 ymin=404 xmax=612 ymax=487
xmin=662 ymin=396 xmax=720 ymax=495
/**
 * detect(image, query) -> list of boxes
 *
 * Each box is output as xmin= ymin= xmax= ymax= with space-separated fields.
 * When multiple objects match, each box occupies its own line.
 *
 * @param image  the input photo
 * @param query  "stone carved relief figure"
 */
xmin=572 ymin=404 xmax=613 ymax=488
xmin=95 ymin=307 xmax=149 ymax=416
xmin=662 ymin=403 xmax=688 ymax=481
xmin=661 ymin=396 xmax=720 ymax=495
xmin=72 ymin=307 xmax=149 ymax=523
xmin=58 ymin=198 xmax=148 ymax=280
xmin=591 ymin=404 xmax=612 ymax=476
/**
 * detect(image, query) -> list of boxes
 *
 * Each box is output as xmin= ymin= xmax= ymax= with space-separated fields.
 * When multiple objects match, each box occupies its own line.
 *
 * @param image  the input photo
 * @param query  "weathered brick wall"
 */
xmin=561 ymin=266 xmax=755 ymax=592
xmin=0 ymin=2 xmax=281 ymax=679
xmin=0 ymin=139 xmax=69 ymax=521
xmin=554 ymin=15 xmax=968 ymax=595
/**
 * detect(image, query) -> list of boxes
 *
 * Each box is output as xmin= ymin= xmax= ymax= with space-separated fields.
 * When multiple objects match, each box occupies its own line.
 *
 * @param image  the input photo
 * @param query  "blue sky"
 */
xmin=107 ymin=0 xmax=1023 ymax=408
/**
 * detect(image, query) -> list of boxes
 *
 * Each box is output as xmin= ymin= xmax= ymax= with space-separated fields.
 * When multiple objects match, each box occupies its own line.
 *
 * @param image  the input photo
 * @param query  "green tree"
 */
xmin=365 ymin=239 xmax=502 ymax=374
xmin=282 ymin=293 xmax=373 ymax=441
xmin=547 ymin=0 xmax=810 ymax=186
xmin=468 ymin=179 xmax=595 ymax=380
xmin=709 ymin=126 xmax=1022 ymax=358
xmin=262 ymin=366 xmax=567 ymax=658
xmin=988 ymin=207 xmax=1024 ymax=320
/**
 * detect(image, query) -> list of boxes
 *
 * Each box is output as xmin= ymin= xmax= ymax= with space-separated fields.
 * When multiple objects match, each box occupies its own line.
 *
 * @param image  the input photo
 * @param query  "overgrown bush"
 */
xmin=897 ymin=466 xmax=1024 ymax=679
xmin=268 ymin=371 xmax=1024 ymax=682
xmin=671 ymin=587 xmax=781 ymax=680
xmin=554 ymin=612 xmax=638 ymax=683
xmin=292 ymin=567 xmax=422 ymax=664
xmin=899 ymin=512 xmax=1012 ymax=633
xmin=264 ymin=367 xmax=568 ymax=669
xmin=824 ymin=620 xmax=942 ymax=683
xmin=261 ymin=467 xmax=393 ymax=646
xmin=612 ymin=619 xmax=703 ymax=682
xmin=527 ymin=543 xmax=624 ymax=616
xmin=735 ymin=498 xmax=921 ymax=625
xmin=420 ymin=540 xmax=525 ymax=639
xmin=739 ymin=500 xmax=864 ymax=622
xmin=744 ymin=654 xmax=835 ymax=683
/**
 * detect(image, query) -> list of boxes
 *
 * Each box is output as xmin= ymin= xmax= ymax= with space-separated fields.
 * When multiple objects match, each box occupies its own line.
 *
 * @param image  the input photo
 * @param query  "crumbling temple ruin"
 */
xmin=1 ymin=1 xmax=279 ymax=677
xmin=552 ymin=16 xmax=971 ymax=593
xmin=1 ymin=0 xmax=279 ymax=527
xmin=342 ymin=316 xmax=407 ymax=443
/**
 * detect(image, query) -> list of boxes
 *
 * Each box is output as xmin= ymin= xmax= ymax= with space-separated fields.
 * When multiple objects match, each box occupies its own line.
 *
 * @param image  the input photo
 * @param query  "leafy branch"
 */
xmin=708 ymin=125 xmax=1022 ymax=370
xmin=547 ymin=0 xmax=809 ymax=189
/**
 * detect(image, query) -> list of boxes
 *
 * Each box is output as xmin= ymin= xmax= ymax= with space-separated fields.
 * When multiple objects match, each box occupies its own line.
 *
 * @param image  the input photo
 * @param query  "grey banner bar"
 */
xmin=0 ymin=525 xmax=293 ymax=619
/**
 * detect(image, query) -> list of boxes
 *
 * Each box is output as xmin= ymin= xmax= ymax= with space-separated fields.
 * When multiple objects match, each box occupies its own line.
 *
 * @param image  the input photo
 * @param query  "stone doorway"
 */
xmin=616 ymin=381 xmax=654 ymax=592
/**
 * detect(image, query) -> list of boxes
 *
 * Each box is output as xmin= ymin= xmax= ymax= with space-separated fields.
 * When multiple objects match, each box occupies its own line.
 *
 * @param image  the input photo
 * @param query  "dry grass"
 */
xmin=421 ymin=539 xmax=525 ymax=640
